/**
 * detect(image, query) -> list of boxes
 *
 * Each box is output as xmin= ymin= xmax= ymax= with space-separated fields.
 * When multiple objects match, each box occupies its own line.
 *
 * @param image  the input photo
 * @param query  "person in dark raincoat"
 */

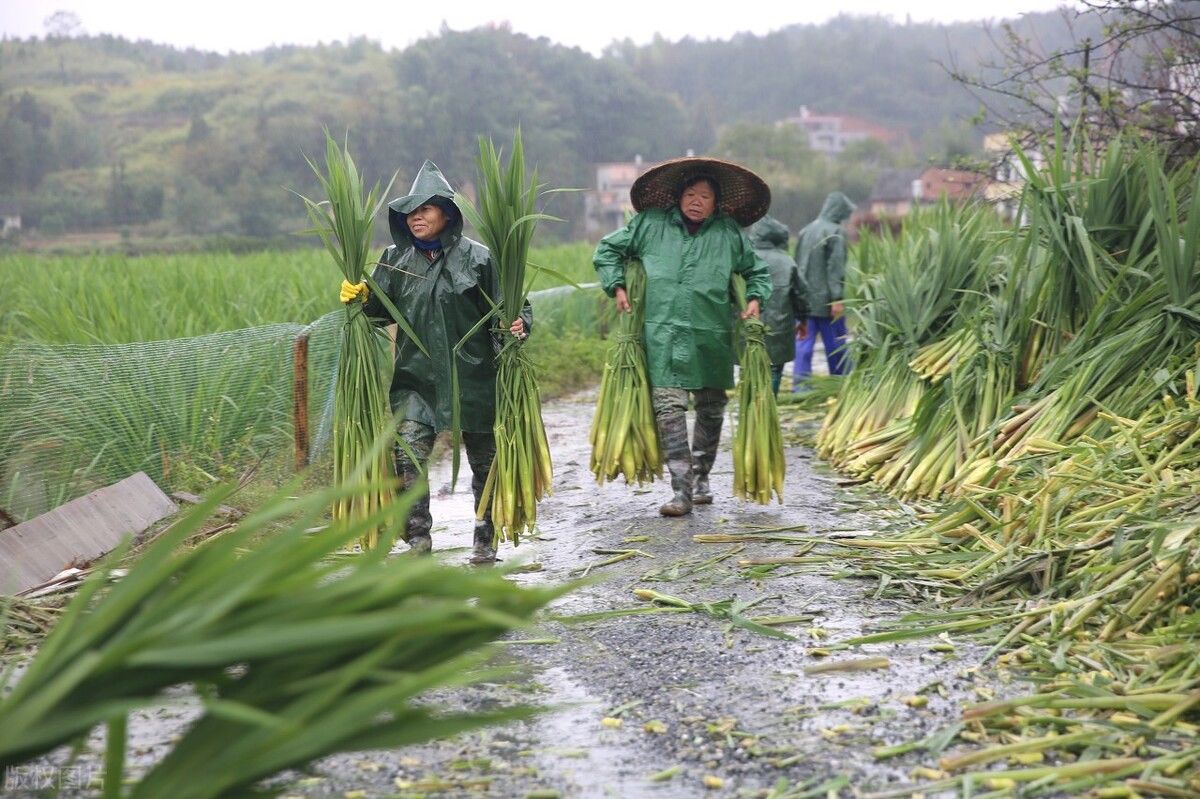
xmin=355 ymin=160 xmax=531 ymax=563
xmin=593 ymin=157 xmax=773 ymax=517
xmin=793 ymin=191 xmax=855 ymax=387
xmin=746 ymin=214 xmax=808 ymax=395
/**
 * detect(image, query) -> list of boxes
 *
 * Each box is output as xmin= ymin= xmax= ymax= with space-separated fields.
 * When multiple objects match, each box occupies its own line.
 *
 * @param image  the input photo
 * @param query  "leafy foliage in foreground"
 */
xmin=0 ymin=476 xmax=569 ymax=798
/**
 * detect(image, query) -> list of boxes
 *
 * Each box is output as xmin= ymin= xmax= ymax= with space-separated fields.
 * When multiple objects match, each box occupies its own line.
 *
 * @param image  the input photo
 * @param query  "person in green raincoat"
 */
xmin=593 ymin=157 xmax=773 ymax=517
xmin=746 ymin=214 xmax=809 ymax=395
xmin=794 ymin=191 xmax=856 ymax=386
xmin=356 ymin=160 xmax=530 ymax=563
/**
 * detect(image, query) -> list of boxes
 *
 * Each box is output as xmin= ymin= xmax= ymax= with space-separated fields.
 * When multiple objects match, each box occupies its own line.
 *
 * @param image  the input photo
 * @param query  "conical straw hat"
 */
xmin=631 ymin=156 xmax=771 ymax=226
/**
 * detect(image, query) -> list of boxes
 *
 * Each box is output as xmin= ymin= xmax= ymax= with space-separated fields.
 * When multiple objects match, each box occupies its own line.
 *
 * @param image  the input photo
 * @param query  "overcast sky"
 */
xmin=3 ymin=0 xmax=1076 ymax=55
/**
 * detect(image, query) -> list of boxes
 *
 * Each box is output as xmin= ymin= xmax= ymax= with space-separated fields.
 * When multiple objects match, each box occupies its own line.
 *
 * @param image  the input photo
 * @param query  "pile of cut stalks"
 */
xmin=815 ymin=129 xmax=1200 ymax=797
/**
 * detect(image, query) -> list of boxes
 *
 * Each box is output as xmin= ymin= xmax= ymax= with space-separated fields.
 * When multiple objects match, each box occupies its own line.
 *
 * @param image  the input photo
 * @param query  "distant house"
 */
xmin=983 ymin=133 xmax=1044 ymax=222
xmin=917 ymin=167 xmax=989 ymax=203
xmin=781 ymin=106 xmax=905 ymax=156
xmin=0 ymin=203 xmax=21 ymax=237
xmin=862 ymin=166 xmax=990 ymax=226
xmin=583 ymin=157 xmax=658 ymax=239
xmin=864 ymin=168 xmax=923 ymax=218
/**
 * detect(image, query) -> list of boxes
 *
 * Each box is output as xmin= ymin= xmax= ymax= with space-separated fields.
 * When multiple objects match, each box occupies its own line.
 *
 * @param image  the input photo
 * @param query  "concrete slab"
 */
xmin=0 ymin=472 xmax=177 ymax=595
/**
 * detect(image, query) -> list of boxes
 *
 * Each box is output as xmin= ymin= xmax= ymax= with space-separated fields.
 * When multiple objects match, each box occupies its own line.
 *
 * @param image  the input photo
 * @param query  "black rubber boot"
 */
xmin=470 ymin=522 xmax=497 ymax=566
xmin=394 ymin=429 xmax=435 ymax=556
xmin=693 ymin=474 xmax=713 ymax=505
xmin=659 ymin=458 xmax=694 ymax=517
xmin=405 ymin=533 xmax=432 ymax=555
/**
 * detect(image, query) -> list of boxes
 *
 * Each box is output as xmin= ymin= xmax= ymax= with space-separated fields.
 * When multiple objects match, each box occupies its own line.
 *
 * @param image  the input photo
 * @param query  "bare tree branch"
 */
xmin=941 ymin=1 xmax=1200 ymax=154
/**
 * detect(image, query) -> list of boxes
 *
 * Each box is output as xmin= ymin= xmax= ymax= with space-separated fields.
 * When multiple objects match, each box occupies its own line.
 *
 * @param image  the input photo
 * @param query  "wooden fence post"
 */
xmin=293 ymin=331 xmax=311 ymax=469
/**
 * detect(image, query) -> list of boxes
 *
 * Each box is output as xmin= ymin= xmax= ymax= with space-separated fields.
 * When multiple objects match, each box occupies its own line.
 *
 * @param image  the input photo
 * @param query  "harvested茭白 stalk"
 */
xmin=589 ymin=259 xmax=660 ymax=485
xmin=297 ymin=133 xmax=413 ymax=550
xmin=732 ymin=275 xmax=784 ymax=504
xmin=458 ymin=130 xmax=558 ymax=546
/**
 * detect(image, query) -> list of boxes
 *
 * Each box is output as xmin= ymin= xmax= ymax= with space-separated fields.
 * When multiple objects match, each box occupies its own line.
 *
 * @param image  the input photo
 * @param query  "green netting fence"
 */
xmin=0 ymin=283 xmax=607 ymax=521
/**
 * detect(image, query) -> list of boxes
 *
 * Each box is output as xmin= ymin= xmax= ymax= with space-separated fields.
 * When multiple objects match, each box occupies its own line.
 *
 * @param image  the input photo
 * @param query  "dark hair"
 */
xmin=678 ymin=174 xmax=722 ymax=207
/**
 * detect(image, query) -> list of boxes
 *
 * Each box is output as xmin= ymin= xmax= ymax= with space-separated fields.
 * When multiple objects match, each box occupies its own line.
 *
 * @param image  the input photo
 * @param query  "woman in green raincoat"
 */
xmin=358 ymin=160 xmax=530 ymax=563
xmin=592 ymin=157 xmax=773 ymax=517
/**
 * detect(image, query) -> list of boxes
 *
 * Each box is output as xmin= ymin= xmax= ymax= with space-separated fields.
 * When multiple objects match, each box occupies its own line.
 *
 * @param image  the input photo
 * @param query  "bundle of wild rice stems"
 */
xmin=459 ymin=130 xmax=555 ymax=546
xmin=298 ymin=133 xmax=413 ymax=550
xmin=732 ymin=275 xmax=784 ymax=504
xmin=590 ymin=259 xmax=661 ymax=484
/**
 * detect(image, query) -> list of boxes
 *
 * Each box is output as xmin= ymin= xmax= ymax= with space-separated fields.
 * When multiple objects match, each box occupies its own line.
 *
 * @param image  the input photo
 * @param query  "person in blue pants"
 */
xmin=793 ymin=192 xmax=855 ymax=387
xmin=794 ymin=314 xmax=849 ymax=380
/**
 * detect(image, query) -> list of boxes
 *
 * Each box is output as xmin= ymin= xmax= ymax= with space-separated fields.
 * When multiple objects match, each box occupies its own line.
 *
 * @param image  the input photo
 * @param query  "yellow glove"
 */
xmin=340 ymin=279 xmax=368 ymax=304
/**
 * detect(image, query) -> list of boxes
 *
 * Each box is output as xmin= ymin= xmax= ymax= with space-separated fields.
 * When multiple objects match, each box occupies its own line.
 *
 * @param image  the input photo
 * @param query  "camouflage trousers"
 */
xmin=650 ymin=387 xmax=728 ymax=481
xmin=393 ymin=420 xmax=496 ymax=542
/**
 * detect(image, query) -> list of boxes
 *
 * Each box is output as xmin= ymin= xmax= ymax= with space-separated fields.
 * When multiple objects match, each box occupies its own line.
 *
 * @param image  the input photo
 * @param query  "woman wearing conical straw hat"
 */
xmin=592 ymin=157 xmax=773 ymax=516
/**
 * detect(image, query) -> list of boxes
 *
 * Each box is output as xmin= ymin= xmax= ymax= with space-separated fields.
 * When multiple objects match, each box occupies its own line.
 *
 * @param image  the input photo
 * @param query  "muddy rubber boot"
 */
xmin=405 ymin=533 xmax=432 ymax=555
xmin=690 ymin=389 xmax=724 ymax=507
xmin=393 ymin=427 xmax=435 ymax=556
xmin=469 ymin=522 xmax=497 ymax=566
xmin=659 ymin=459 xmax=694 ymax=517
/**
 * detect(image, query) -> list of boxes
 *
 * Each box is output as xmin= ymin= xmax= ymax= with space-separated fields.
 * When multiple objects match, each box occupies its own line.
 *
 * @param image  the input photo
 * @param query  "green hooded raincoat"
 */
xmin=364 ymin=160 xmax=532 ymax=432
xmin=593 ymin=206 xmax=773 ymax=390
xmin=747 ymin=215 xmax=808 ymax=366
xmin=794 ymin=192 xmax=855 ymax=316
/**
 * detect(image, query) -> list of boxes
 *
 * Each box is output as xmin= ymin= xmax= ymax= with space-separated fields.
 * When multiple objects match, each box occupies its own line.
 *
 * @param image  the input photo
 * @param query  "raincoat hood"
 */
xmin=747 ymin=214 xmax=789 ymax=250
xmin=366 ymin=174 xmax=533 ymax=432
xmin=819 ymin=192 xmax=856 ymax=224
xmin=747 ymin=214 xmax=807 ymax=365
xmin=797 ymin=194 xmax=853 ymax=314
xmin=387 ymin=160 xmax=464 ymax=249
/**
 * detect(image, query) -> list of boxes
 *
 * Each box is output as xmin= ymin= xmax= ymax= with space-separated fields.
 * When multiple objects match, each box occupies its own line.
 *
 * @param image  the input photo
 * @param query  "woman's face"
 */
xmin=407 ymin=203 xmax=449 ymax=242
xmin=679 ymin=180 xmax=717 ymax=224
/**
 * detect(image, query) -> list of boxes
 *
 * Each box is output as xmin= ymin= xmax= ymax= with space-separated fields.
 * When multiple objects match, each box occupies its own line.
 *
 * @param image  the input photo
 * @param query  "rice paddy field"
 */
xmin=0 ymin=242 xmax=605 ymax=518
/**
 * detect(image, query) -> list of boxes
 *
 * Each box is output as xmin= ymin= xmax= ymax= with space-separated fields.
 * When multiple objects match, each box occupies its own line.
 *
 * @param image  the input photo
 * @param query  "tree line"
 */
xmin=0 ymin=11 xmax=1084 ymax=245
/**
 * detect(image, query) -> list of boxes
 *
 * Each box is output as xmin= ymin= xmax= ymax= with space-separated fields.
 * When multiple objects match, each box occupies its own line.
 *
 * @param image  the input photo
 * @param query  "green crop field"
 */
xmin=0 ymin=243 xmax=607 ymax=519
xmin=0 ymin=242 xmax=597 ymax=345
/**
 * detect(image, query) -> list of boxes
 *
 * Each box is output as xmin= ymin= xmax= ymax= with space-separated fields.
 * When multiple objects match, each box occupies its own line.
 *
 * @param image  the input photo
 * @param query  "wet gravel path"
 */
xmin=299 ymin=393 xmax=1008 ymax=799
xmin=7 ymin=392 xmax=1014 ymax=799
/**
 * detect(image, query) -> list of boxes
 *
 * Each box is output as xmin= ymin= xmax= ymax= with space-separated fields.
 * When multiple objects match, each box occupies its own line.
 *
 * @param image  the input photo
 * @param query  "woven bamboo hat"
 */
xmin=631 ymin=157 xmax=771 ymax=226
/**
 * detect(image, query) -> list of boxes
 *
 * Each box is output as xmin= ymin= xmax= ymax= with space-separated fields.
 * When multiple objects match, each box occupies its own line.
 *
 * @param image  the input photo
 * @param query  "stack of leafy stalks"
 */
xmin=808 ymin=130 xmax=1200 ymax=795
xmin=732 ymin=275 xmax=784 ymax=504
xmin=818 ymin=200 xmax=1001 ymax=499
xmin=299 ymin=134 xmax=415 ymax=551
xmin=590 ymin=259 xmax=660 ymax=485
xmin=460 ymin=131 xmax=554 ymax=546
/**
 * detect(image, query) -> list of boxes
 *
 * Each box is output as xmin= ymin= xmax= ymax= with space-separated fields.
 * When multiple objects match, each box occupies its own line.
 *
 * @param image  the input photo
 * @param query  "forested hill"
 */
xmin=606 ymin=13 xmax=1073 ymax=137
xmin=0 ymin=11 xmax=1082 ymax=244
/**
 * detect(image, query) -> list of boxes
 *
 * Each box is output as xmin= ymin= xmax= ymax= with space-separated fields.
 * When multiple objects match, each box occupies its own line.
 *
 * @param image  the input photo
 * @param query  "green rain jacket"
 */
xmin=593 ymin=206 xmax=773 ymax=390
xmin=747 ymin=215 xmax=808 ymax=366
xmin=795 ymin=192 xmax=855 ymax=317
xmin=364 ymin=160 xmax=532 ymax=432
